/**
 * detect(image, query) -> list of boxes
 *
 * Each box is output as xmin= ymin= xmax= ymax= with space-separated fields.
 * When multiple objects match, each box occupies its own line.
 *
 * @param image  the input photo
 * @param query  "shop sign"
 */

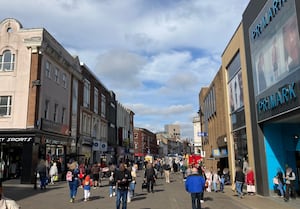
xmin=252 ymin=0 xmax=288 ymax=40
xmin=41 ymin=118 xmax=69 ymax=135
xmin=0 ymin=136 xmax=33 ymax=142
xmin=257 ymin=82 xmax=297 ymax=113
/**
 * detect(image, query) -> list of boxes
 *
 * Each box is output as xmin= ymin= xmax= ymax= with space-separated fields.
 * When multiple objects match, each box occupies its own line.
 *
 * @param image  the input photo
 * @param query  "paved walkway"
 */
xmin=2 ymin=172 xmax=299 ymax=209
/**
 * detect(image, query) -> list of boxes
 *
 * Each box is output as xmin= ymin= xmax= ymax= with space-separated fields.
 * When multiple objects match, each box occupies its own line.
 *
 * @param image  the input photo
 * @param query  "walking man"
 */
xmin=185 ymin=167 xmax=205 ymax=209
xmin=115 ymin=163 xmax=132 ymax=209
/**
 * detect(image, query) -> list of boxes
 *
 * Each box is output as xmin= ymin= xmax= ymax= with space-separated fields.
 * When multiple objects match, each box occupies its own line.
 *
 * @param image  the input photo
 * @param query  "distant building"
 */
xmin=164 ymin=124 xmax=180 ymax=139
xmin=192 ymin=116 xmax=202 ymax=154
xmin=133 ymin=128 xmax=158 ymax=159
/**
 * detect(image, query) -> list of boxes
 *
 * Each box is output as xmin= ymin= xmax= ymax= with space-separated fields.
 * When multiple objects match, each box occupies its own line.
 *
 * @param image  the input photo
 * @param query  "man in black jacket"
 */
xmin=115 ymin=163 xmax=132 ymax=209
xmin=144 ymin=162 xmax=156 ymax=193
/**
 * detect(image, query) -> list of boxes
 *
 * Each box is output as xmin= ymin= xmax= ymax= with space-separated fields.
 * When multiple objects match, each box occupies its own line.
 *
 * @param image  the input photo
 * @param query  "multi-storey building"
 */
xmin=116 ymin=102 xmax=134 ymax=162
xmin=0 ymin=18 xmax=132 ymax=183
xmin=78 ymin=63 xmax=115 ymax=165
xmin=192 ymin=116 xmax=202 ymax=154
xmin=221 ymin=23 xmax=251 ymax=188
xmin=133 ymin=127 xmax=158 ymax=160
xmin=164 ymin=124 xmax=180 ymax=139
xmin=200 ymin=0 xmax=300 ymax=196
xmin=242 ymin=0 xmax=300 ymax=195
xmin=0 ymin=18 xmax=81 ymax=183
xmin=199 ymin=67 xmax=228 ymax=172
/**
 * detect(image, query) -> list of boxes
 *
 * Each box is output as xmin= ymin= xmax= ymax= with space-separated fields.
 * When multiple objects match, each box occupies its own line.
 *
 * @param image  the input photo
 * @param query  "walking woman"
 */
xmin=66 ymin=160 xmax=80 ymax=203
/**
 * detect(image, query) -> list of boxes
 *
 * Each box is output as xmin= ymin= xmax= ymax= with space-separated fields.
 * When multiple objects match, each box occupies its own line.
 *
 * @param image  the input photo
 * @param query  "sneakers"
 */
xmin=113 ymin=192 xmax=116 ymax=196
xmin=200 ymin=200 xmax=204 ymax=203
xmin=70 ymin=198 xmax=74 ymax=203
xmin=84 ymin=198 xmax=87 ymax=202
xmin=109 ymin=194 xmax=113 ymax=198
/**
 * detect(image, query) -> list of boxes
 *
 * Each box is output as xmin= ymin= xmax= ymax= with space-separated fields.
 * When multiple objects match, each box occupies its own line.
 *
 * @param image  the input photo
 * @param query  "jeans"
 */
xmin=213 ymin=181 xmax=218 ymax=192
xmin=236 ymin=181 xmax=243 ymax=197
xmin=277 ymin=182 xmax=284 ymax=196
xmin=109 ymin=185 xmax=116 ymax=196
xmin=220 ymin=177 xmax=225 ymax=191
xmin=191 ymin=193 xmax=202 ymax=209
xmin=116 ymin=189 xmax=128 ymax=209
xmin=129 ymin=182 xmax=135 ymax=196
xmin=69 ymin=180 xmax=78 ymax=199
xmin=40 ymin=176 xmax=47 ymax=189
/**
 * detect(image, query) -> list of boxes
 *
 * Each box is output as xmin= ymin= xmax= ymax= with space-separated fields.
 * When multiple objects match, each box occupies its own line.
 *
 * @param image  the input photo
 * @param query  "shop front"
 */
xmin=0 ymin=134 xmax=35 ymax=182
xmin=245 ymin=0 xmax=300 ymax=195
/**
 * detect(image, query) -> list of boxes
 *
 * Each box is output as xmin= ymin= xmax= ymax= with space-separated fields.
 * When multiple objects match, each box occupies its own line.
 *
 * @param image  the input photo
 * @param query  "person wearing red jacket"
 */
xmin=246 ymin=167 xmax=255 ymax=195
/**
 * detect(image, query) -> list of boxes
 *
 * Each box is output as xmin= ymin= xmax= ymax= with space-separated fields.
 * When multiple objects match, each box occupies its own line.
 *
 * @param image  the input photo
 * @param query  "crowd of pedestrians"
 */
xmin=32 ymin=156 xmax=298 ymax=209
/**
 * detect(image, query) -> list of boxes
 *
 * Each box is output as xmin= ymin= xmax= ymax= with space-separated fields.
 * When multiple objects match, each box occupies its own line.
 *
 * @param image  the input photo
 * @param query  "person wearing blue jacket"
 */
xmin=185 ymin=167 xmax=206 ymax=209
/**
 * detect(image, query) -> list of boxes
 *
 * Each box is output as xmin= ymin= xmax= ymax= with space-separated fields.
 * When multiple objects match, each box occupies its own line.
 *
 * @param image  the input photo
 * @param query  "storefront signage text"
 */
xmin=252 ymin=0 xmax=287 ymax=40
xmin=258 ymin=82 xmax=297 ymax=113
xmin=0 ymin=137 xmax=33 ymax=142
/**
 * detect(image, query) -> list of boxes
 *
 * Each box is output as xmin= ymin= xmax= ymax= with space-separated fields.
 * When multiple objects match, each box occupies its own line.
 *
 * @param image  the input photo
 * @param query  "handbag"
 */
xmin=142 ymin=181 xmax=148 ymax=190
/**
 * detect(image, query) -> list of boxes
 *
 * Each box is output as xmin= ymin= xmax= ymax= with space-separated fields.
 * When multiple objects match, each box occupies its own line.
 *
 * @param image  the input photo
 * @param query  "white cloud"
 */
xmin=0 ymin=0 xmax=250 ymax=139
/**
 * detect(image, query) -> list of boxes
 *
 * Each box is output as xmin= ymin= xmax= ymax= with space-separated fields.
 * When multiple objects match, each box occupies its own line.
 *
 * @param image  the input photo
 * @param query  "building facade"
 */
xmin=0 ymin=18 xmax=132 ymax=183
xmin=199 ymin=68 xmax=228 ymax=172
xmin=116 ymin=102 xmax=134 ymax=162
xmin=0 ymin=18 xmax=81 ymax=183
xmin=133 ymin=127 xmax=158 ymax=160
xmin=200 ymin=0 xmax=300 ymax=196
xmin=242 ymin=0 xmax=300 ymax=195
xmin=192 ymin=116 xmax=202 ymax=154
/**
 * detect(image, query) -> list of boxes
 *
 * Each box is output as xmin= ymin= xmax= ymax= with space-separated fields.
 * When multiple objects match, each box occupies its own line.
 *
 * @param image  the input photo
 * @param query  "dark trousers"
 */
xmin=147 ymin=179 xmax=155 ymax=192
xmin=285 ymin=183 xmax=295 ymax=200
xmin=191 ymin=192 xmax=202 ymax=209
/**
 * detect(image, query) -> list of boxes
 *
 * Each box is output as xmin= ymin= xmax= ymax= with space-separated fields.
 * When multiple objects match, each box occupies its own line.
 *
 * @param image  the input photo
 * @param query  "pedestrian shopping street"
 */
xmin=3 ymin=171 xmax=298 ymax=209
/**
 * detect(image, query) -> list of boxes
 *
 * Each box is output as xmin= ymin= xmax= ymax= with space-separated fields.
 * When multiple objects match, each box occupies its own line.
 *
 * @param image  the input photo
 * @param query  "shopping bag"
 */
xmin=53 ymin=175 xmax=59 ymax=182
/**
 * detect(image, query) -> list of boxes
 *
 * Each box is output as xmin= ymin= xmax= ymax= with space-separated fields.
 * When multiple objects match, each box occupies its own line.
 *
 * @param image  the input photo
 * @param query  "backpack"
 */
xmin=66 ymin=171 xmax=73 ymax=181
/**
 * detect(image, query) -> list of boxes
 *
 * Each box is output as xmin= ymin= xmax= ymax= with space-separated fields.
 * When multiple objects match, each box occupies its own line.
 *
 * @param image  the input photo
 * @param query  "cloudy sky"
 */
xmin=2 ymin=0 xmax=249 ymax=139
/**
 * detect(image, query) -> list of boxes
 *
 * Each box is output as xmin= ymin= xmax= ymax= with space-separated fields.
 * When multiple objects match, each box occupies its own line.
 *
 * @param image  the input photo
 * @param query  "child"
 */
xmin=83 ymin=175 xmax=92 ymax=202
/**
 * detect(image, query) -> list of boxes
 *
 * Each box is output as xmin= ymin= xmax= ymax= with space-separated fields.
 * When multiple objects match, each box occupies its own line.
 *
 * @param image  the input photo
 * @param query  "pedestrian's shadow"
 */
xmin=204 ymin=197 xmax=213 ymax=202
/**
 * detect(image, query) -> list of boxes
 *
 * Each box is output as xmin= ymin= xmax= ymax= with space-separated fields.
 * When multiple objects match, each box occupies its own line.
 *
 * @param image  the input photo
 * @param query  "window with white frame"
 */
xmin=0 ymin=50 xmax=15 ymax=71
xmin=45 ymin=61 xmax=51 ymax=78
xmin=94 ymin=87 xmax=99 ymax=114
xmin=83 ymin=79 xmax=90 ymax=108
xmin=54 ymin=68 xmax=59 ymax=83
xmin=54 ymin=103 xmax=58 ymax=122
xmin=0 ymin=96 xmax=12 ymax=116
xmin=62 ymin=73 xmax=67 ymax=88
xmin=101 ymin=94 xmax=106 ymax=117
xmin=44 ymin=100 xmax=49 ymax=119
